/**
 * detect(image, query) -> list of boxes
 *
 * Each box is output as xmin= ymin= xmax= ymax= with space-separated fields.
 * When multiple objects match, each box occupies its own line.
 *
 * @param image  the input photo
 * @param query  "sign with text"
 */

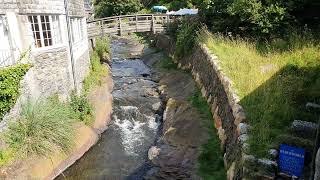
xmin=279 ymin=144 xmax=305 ymax=177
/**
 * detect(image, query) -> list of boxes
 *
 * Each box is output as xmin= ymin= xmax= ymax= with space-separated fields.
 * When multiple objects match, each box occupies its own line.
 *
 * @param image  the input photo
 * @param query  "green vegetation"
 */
xmin=70 ymin=93 xmax=94 ymax=126
xmin=198 ymin=0 xmax=320 ymax=38
xmin=83 ymin=37 xmax=109 ymax=93
xmin=188 ymin=89 xmax=226 ymax=179
xmin=0 ymin=64 xmax=30 ymax=120
xmin=95 ymin=37 xmax=111 ymax=61
xmin=197 ymin=28 xmax=320 ymax=157
xmin=155 ymin=56 xmax=177 ymax=70
xmin=4 ymin=97 xmax=76 ymax=160
xmin=174 ymin=18 xmax=201 ymax=58
xmin=94 ymin=0 xmax=143 ymax=17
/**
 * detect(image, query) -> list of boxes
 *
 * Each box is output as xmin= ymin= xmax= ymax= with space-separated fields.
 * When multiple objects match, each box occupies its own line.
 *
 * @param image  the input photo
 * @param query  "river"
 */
xmin=56 ymin=37 xmax=164 ymax=180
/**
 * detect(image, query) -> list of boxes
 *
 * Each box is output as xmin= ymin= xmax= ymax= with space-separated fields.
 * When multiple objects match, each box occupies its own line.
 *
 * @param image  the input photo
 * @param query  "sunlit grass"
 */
xmin=197 ymin=28 xmax=320 ymax=157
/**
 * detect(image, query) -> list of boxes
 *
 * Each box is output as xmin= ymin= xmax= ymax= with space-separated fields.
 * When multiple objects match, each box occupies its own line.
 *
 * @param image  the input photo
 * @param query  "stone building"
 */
xmin=0 ymin=0 xmax=90 ymax=98
xmin=0 ymin=0 xmax=90 ymax=126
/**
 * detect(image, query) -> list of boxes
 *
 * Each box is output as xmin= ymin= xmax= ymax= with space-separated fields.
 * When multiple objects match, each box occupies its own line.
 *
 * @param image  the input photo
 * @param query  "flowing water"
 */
xmin=56 ymin=38 xmax=163 ymax=180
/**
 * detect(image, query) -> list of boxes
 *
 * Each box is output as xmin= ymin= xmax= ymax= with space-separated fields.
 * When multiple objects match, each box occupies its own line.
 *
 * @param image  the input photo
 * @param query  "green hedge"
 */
xmin=0 ymin=64 xmax=30 ymax=120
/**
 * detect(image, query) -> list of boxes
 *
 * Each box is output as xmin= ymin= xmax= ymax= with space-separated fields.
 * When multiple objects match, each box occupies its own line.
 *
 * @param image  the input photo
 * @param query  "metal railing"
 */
xmin=87 ymin=14 xmax=180 ymax=38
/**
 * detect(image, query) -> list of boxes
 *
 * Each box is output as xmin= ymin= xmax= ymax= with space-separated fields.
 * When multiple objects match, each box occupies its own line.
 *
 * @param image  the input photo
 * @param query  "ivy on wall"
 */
xmin=0 ymin=64 xmax=30 ymax=120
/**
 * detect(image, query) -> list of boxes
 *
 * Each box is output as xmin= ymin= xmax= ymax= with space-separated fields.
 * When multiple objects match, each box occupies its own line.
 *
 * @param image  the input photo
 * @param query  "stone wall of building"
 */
xmin=0 ymin=0 xmax=85 ymax=16
xmin=155 ymin=34 xmax=277 ymax=179
xmin=74 ymin=49 xmax=90 ymax=93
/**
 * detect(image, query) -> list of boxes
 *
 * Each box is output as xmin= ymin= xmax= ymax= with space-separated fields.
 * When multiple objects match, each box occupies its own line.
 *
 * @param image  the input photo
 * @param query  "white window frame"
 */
xmin=28 ymin=14 xmax=62 ymax=49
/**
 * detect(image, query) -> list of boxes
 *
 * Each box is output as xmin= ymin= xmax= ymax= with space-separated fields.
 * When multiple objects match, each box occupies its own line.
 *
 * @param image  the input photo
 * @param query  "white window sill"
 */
xmin=31 ymin=44 xmax=67 ymax=53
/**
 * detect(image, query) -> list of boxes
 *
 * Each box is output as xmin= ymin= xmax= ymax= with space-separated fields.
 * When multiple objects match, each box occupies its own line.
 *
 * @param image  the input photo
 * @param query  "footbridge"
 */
xmin=87 ymin=14 xmax=179 ymax=38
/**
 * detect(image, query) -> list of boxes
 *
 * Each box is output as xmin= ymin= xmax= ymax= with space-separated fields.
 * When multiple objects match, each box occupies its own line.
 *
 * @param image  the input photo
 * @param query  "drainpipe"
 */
xmin=64 ymin=0 xmax=77 ymax=92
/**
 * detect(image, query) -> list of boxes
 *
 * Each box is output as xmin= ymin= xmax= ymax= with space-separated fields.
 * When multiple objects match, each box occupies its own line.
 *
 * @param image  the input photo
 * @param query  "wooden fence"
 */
xmin=87 ymin=14 xmax=179 ymax=38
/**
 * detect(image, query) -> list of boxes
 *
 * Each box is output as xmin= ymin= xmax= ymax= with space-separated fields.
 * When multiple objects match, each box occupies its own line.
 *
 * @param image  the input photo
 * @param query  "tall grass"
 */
xmin=4 ymin=97 xmax=76 ymax=158
xmin=197 ymin=27 xmax=320 ymax=157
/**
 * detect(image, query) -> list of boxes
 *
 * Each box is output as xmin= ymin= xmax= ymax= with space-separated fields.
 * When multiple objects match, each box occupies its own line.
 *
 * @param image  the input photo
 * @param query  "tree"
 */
xmin=94 ymin=0 xmax=143 ymax=18
xmin=197 ymin=0 xmax=320 ymax=38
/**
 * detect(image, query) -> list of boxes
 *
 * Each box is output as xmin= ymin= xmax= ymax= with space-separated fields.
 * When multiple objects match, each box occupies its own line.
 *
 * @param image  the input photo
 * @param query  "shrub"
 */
xmin=174 ymin=17 xmax=201 ymax=58
xmin=0 ymin=64 xmax=30 ymax=120
xmin=70 ymin=93 xmax=94 ymax=126
xmin=4 ymin=97 xmax=76 ymax=158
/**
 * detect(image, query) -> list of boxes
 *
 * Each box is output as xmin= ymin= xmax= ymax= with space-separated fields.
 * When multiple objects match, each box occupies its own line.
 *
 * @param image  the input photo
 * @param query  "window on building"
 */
xmin=70 ymin=17 xmax=84 ymax=44
xmin=0 ymin=15 xmax=10 ymax=49
xmin=28 ymin=15 xmax=61 ymax=48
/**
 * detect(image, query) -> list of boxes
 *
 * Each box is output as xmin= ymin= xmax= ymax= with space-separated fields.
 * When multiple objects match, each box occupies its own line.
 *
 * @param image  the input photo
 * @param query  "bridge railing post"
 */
xmin=135 ymin=15 xmax=138 ymax=32
xmin=118 ymin=17 xmax=122 ymax=36
xmin=151 ymin=14 xmax=155 ymax=34
xmin=100 ymin=20 xmax=104 ymax=37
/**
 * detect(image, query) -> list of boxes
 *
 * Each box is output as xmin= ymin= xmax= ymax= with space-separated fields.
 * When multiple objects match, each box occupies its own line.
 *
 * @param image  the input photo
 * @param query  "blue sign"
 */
xmin=279 ymin=144 xmax=305 ymax=177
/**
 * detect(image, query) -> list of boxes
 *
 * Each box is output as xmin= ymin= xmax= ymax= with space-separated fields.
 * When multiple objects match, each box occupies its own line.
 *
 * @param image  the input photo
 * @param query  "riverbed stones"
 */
xmin=148 ymin=146 xmax=161 ymax=160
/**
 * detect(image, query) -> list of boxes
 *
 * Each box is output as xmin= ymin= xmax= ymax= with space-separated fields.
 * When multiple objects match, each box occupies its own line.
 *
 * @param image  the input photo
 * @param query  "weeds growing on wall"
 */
xmin=95 ymin=37 xmax=111 ymax=62
xmin=4 ymin=97 xmax=76 ymax=159
xmin=84 ymin=37 xmax=110 ymax=92
xmin=0 ymin=64 xmax=30 ymax=121
xmin=188 ymin=89 xmax=226 ymax=179
xmin=197 ymin=27 xmax=320 ymax=157
xmin=70 ymin=92 xmax=94 ymax=126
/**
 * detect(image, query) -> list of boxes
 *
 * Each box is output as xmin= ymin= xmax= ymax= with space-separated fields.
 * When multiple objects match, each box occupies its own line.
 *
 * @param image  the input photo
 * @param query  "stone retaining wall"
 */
xmin=155 ymin=34 xmax=277 ymax=179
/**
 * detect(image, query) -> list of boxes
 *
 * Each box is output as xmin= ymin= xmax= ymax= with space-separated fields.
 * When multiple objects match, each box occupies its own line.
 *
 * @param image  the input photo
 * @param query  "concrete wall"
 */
xmin=155 ymin=34 xmax=277 ymax=179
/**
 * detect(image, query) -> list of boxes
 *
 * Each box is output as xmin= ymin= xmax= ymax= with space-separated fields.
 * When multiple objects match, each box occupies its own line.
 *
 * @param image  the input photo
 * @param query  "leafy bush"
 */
xmin=174 ymin=17 xmax=201 ymax=58
xmin=0 ymin=64 xmax=30 ymax=120
xmin=198 ymin=0 xmax=320 ymax=38
xmin=5 ymin=97 xmax=76 ymax=158
xmin=70 ymin=93 xmax=94 ymax=126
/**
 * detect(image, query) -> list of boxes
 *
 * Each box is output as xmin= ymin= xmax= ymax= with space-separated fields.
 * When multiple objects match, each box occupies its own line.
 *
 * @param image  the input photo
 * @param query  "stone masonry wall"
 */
xmin=155 ymin=34 xmax=277 ymax=179
xmin=0 ymin=0 xmax=85 ymax=16
xmin=74 ymin=50 xmax=90 ymax=93
xmin=0 ymin=46 xmax=74 ymax=131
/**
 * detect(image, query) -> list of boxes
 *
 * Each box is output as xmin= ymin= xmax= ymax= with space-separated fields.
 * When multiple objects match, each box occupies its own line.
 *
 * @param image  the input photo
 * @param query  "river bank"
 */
xmin=0 ymin=66 xmax=113 ymax=180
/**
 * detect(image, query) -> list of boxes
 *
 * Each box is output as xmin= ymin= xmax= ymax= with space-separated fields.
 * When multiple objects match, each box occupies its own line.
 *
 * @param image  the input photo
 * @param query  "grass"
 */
xmin=188 ymin=89 xmax=226 ymax=179
xmin=197 ymin=28 xmax=320 ymax=157
xmin=3 ymin=97 xmax=76 ymax=161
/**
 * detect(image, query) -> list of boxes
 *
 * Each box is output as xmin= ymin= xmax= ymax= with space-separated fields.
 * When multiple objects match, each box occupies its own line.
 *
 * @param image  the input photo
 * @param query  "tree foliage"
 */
xmin=94 ymin=0 xmax=143 ymax=18
xmin=197 ymin=0 xmax=320 ymax=38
